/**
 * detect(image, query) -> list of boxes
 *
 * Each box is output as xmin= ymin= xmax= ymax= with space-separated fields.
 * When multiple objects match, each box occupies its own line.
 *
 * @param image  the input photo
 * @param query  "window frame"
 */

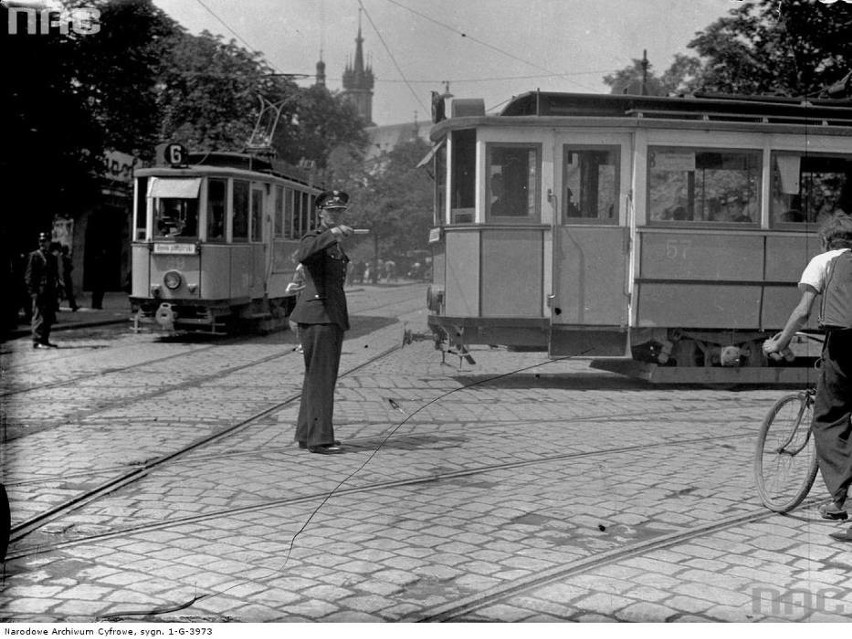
xmin=769 ymin=151 xmax=852 ymax=229
xmin=561 ymin=144 xmax=621 ymax=226
xmin=646 ymin=145 xmax=762 ymax=227
xmin=484 ymin=142 xmax=542 ymax=224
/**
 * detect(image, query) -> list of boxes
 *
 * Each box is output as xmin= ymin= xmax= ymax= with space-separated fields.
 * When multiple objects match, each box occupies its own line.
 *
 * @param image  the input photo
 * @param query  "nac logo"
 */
xmin=4 ymin=1 xmax=101 ymax=36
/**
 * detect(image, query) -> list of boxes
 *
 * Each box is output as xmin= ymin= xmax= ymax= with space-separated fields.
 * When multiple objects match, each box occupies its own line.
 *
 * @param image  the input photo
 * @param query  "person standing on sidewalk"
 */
xmin=290 ymin=190 xmax=353 ymax=455
xmin=763 ymin=212 xmax=852 ymax=536
xmin=24 ymin=232 xmax=59 ymax=349
xmin=59 ymin=245 xmax=78 ymax=311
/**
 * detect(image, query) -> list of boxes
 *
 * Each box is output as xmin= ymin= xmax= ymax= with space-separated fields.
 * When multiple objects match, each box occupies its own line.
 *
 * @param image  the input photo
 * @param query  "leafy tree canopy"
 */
xmin=324 ymin=136 xmax=434 ymax=265
xmin=605 ymin=0 xmax=852 ymax=99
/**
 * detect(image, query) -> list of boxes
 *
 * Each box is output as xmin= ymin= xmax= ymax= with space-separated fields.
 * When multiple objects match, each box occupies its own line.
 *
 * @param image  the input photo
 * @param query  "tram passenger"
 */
xmin=763 ymin=212 xmax=852 ymax=537
xmin=490 ymin=173 xmax=510 ymax=216
xmin=290 ymin=190 xmax=353 ymax=455
xmin=24 ymin=232 xmax=59 ymax=349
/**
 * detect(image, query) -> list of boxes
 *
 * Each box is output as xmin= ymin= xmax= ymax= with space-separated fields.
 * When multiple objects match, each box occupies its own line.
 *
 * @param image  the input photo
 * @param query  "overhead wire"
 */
xmin=376 ymin=0 xmax=603 ymax=93
xmin=358 ymin=0 xmax=429 ymax=114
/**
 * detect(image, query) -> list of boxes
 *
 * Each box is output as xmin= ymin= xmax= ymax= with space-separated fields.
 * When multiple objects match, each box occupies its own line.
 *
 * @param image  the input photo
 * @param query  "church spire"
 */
xmin=341 ymin=8 xmax=375 ymax=125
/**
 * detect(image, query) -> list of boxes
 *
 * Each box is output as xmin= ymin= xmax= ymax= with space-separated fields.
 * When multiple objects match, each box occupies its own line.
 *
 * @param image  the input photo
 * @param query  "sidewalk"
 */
xmin=3 ymin=292 xmax=131 ymax=341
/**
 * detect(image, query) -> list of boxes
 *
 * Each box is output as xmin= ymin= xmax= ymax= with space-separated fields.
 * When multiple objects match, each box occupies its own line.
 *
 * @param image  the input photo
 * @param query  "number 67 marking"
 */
xmin=665 ymin=239 xmax=691 ymax=260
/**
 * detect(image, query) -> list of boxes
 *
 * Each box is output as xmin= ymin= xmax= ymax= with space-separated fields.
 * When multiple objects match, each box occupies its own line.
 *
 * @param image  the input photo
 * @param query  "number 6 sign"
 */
xmin=165 ymin=143 xmax=187 ymax=167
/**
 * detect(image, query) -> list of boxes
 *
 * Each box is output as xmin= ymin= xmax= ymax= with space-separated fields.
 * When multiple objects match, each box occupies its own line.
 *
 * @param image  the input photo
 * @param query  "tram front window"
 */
xmin=486 ymin=144 xmax=540 ymax=222
xmin=155 ymin=198 xmax=198 ymax=239
xmin=648 ymin=147 xmax=760 ymax=224
xmin=771 ymin=153 xmax=852 ymax=226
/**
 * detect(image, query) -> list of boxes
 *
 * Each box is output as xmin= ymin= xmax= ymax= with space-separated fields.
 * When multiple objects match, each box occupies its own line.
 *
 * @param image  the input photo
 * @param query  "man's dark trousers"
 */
xmin=31 ymin=294 xmax=55 ymax=345
xmin=295 ymin=323 xmax=344 ymax=448
xmin=812 ymin=331 xmax=852 ymax=507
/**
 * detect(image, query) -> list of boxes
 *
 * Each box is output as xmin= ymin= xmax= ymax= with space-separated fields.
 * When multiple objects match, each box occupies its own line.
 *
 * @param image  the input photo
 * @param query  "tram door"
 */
xmin=549 ymin=142 xmax=630 ymax=356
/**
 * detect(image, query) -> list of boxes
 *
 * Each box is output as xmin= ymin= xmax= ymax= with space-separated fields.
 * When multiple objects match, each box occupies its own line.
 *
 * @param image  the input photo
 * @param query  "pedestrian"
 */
xmin=763 ymin=212 xmax=852 ymax=537
xmin=90 ymin=247 xmax=107 ymax=309
xmin=59 ymin=245 xmax=78 ymax=311
xmin=290 ymin=190 xmax=353 ymax=454
xmin=24 ymin=232 xmax=59 ymax=349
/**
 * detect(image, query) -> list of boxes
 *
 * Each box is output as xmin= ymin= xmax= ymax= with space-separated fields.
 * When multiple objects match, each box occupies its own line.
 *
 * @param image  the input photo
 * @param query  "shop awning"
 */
xmin=148 ymin=177 xmax=202 ymax=199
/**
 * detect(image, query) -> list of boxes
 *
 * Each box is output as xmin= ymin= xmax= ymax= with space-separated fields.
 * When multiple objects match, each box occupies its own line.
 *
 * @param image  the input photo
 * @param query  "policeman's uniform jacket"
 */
xmin=25 ymin=248 xmax=58 ymax=299
xmin=289 ymin=227 xmax=350 ymax=330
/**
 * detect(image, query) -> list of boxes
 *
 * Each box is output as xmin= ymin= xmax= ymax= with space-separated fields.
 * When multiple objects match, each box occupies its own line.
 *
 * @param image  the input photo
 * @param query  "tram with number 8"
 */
xmin=423 ymin=91 xmax=852 ymax=383
xmin=130 ymin=143 xmax=321 ymax=334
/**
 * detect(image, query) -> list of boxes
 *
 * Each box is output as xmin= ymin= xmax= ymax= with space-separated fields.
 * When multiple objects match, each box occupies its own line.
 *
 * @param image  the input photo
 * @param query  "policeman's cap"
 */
xmin=316 ymin=190 xmax=349 ymax=210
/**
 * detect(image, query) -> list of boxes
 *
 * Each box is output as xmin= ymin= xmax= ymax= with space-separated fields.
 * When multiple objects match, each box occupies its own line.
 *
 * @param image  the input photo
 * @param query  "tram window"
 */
xmin=300 ymin=192 xmax=311 ymax=233
xmin=486 ymin=144 xmax=540 ymax=222
xmin=562 ymin=146 xmax=620 ymax=224
xmin=135 ymin=177 xmax=147 ymax=240
xmin=284 ymin=188 xmax=295 ymax=239
xmin=232 ymin=180 xmax=249 ymax=241
xmin=648 ymin=147 xmax=760 ymax=224
xmin=770 ymin=153 xmax=852 ymax=226
xmin=206 ymin=179 xmax=226 ymax=242
xmin=251 ymin=189 xmax=263 ymax=242
xmin=274 ymin=186 xmax=284 ymax=238
xmin=451 ymin=129 xmax=475 ymax=223
xmin=154 ymin=198 xmax=198 ymax=239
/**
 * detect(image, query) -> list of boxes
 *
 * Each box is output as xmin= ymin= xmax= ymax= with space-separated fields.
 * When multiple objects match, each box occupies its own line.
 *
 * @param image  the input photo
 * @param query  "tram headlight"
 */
xmin=163 ymin=270 xmax=182 ymax=290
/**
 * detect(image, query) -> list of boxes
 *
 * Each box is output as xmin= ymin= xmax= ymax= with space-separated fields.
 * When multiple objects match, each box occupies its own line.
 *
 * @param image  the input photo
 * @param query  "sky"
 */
xmin=151 ymin=0 xmax=745 ymax=126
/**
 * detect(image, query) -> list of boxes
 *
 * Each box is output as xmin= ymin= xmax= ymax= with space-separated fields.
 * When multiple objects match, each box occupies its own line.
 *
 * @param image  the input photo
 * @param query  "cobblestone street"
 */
xmin=2 ymin=284 xmax=851 ymax=622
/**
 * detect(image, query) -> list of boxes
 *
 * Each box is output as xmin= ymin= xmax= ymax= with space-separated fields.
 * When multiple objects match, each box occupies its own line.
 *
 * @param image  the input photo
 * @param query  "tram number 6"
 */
xmin=165 ymin=143 xmax=187 ymax=167
xmin=665 ymin=239 xmax=691 ymax=260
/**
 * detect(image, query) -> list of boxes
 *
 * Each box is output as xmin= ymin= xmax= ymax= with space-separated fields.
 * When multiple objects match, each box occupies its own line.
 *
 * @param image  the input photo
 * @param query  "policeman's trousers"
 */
xmin=295 ymin=323 xmax=344 ymax=447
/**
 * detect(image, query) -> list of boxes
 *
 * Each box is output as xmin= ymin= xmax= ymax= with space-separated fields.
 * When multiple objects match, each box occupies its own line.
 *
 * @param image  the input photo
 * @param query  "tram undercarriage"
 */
xmin=130 ymin=296 xmax=296 ymax=336
xmin=423 ymin=315 xmax=822 ymax=385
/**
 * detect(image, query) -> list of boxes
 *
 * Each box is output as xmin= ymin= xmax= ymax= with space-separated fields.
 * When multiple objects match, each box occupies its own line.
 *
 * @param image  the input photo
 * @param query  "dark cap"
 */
xmin=316 ymin=190 xmax=349 ymax=210
xmin=38 ymin=232 xmax=50 ymax=242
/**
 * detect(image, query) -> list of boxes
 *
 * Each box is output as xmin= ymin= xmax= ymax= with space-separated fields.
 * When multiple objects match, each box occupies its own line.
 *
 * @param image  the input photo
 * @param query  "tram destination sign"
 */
xmin=153 ymin=243 xmax=197 ymax=255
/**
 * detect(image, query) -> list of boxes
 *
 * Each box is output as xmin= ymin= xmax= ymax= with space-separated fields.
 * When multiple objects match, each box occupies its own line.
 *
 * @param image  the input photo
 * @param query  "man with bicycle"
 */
xmin=764 ymin=212 xmax=852 ymax=538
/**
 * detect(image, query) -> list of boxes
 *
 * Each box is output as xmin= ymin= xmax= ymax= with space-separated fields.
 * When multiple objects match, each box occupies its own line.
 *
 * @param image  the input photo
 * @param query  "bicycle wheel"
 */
xmin=754 ymin=392 xmax=819 ymax=512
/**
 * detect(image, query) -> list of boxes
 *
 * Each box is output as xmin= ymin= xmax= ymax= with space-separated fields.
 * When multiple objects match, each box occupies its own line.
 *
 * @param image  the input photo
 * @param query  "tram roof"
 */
xmin=500 ymin=91 xmax=852 ymax=125
xmin=135 ymin=151 xmax=317 ymax=188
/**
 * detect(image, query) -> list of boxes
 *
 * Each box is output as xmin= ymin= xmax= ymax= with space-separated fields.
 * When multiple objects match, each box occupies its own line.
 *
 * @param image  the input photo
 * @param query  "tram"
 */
xmin=130 ymin=144 xmax=320 ymax=333
xmin=423 ymin=92 xmax=852 ymax=383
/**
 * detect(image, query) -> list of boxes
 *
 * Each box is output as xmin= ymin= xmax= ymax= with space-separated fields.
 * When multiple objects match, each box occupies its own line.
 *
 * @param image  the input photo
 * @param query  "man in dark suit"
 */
xmin=290 ymin=190 xmax=354 ymax=454
xmin=24 ymin=232 xmax=59 ymax=349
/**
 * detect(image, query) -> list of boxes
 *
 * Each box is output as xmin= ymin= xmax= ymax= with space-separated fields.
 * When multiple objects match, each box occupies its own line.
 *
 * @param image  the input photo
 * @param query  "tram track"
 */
xmin=416 ymin=497 xmax=823 ymax=622
xmin=0 ymin=289 xmax=423 ymax=399
xmin=8 ymin=422 xmax=759 ymax=557
xmin=6 ymin=342 xmax=404 ymax=545
xmin=3 ymin=395 xmax=767 ymax=489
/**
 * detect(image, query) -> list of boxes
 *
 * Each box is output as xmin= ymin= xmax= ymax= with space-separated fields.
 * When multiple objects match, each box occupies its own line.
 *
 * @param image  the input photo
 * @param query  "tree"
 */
xmin=0 ymin=0 xmax=179 ymax=249
xmin=327 ymin=136 xmax=434 ymax=270
xmin=156 ymin=30 xmax=292 ymax=152
xmin=603 ymin=57 xmax=667 ymax=96
xmin=273 ymin=85 xmax=368 ymax=169
xmin=605 ymin=1 xmax=852 ymax=100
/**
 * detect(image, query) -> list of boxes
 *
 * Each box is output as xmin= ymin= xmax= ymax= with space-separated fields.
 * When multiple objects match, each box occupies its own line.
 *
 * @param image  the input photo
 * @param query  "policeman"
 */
xmin=291 ymin=190 xmax=353 ymax=454
xmin=24 ymin=232 xmax=59 ymax=349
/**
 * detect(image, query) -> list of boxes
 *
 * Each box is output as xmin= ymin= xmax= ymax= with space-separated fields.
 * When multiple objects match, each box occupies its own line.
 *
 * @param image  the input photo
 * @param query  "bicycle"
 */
xmin=753 ymin=333 xmax=823 ymax=513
